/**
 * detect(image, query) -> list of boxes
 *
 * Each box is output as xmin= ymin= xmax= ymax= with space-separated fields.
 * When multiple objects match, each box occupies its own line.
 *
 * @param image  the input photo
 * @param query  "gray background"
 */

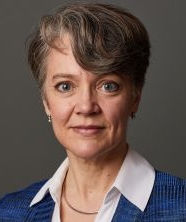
xmin=0 ymin=0 xmax=186 ymax=197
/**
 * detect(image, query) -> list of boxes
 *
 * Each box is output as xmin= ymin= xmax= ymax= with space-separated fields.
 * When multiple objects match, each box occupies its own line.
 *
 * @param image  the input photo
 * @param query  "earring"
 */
xmin=48 ymin=115 xmax=51 ymax=123
xmin=131 ymin=112 xmax=136 ymax=119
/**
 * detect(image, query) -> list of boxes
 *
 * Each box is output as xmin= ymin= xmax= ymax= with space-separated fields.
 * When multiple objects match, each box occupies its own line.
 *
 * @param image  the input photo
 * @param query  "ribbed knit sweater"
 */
xmin=0 ymin=170 xmax=186 ymax=221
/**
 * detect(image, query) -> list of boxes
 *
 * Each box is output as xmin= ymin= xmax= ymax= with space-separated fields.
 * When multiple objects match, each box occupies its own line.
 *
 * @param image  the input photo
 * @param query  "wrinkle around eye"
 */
xmin=55 ymin=82 xmax=73 ymax=93
xmin=101 ymin=82 xmax=120 ymax=92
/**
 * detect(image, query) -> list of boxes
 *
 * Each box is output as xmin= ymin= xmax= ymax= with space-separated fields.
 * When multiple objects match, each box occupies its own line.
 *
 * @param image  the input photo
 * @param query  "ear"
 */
xmin=43 ymin=99 xmax=51 ymax=116
xmin=131 ymin=87 xmax=142 ymax=113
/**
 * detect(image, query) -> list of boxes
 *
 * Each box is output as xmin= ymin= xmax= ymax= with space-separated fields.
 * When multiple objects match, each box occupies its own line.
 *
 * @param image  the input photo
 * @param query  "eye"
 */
xmin=55 ymin=82 xmax=72 ymax=92
xmin=101 ymin=82 xmax=119 ymax=92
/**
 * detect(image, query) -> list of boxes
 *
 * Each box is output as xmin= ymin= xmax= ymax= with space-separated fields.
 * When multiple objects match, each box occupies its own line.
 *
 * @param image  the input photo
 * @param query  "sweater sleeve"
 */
xmin=0 ymin=180 xmax=47 ymax=221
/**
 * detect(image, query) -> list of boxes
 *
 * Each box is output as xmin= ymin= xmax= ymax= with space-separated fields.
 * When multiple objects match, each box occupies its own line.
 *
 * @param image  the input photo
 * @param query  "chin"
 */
xmin=66 ymin=144 xmax=109 ymax=161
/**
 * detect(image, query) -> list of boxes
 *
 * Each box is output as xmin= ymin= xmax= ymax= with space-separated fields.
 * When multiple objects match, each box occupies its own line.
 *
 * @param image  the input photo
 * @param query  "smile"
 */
xmin=71 ymin=125 xmax=105 ymax=136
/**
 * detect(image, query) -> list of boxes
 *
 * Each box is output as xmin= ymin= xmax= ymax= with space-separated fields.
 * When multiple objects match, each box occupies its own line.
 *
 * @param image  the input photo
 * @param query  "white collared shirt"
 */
xmin=30 ymin=148 xmax=155 ymax=222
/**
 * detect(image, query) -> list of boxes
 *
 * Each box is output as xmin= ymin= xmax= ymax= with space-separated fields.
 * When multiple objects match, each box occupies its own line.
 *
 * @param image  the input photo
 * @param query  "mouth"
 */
xmin=71 ymin=125 xmax=105 ymax=136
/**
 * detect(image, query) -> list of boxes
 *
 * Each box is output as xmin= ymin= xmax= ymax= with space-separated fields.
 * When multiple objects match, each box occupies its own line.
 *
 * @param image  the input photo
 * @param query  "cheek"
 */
xmin=48 ymin=99 xmax=73 ymax=123
xmin=102 ymin=99 xmax=131 ymax=128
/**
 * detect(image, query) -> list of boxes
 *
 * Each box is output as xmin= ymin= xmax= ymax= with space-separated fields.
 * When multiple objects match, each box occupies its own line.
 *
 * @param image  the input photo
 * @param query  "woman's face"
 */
xmin=43 ymin=36 xmax=141 ymax=161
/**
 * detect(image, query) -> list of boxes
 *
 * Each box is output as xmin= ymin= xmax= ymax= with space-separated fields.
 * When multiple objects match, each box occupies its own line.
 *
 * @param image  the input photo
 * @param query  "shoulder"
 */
xmin=0 ymin=180 xmax=47 ymax=219
xmin=152 ymin=170 xmax=186 ymax=201
xmin=144 ymin=170 xmax=186 ymax=220
xmin=154 ymin=170 xmax=186 ymax=186
xmin=152 ymin=170 xmax=186 ymax=203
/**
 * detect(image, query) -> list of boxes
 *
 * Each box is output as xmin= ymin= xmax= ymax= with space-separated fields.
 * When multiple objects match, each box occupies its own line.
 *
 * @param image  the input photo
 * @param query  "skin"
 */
xmin=42 ymin=35 xmax=141 ymax=222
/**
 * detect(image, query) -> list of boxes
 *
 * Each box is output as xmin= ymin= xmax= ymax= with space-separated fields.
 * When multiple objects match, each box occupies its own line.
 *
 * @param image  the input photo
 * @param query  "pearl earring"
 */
xmin=48 ymin=115 xmax=51 ymax=123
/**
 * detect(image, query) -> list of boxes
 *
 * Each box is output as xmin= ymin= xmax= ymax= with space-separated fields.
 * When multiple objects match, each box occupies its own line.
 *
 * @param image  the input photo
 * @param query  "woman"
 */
xmin=0 ymin=3 xmax=185 ymax=221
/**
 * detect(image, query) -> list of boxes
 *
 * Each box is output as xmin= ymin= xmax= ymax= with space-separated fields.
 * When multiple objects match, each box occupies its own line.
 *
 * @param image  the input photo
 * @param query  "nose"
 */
xmin=74 ymin=88 xmax=101 ymax=116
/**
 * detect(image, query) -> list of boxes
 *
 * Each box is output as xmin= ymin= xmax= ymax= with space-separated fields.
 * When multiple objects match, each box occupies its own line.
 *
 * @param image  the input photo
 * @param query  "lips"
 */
xmin=71 ymin=125 xmax=105 ymax=136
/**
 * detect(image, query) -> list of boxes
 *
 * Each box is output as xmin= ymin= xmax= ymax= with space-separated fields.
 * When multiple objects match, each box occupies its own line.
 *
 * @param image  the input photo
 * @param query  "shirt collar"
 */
xmin=113 ymin=148 xmax=155 ymax=211
xmin=30 ymin=148 xmax=155 ymax=211
xmin=30 ymin=158 xmax=69 ymax=207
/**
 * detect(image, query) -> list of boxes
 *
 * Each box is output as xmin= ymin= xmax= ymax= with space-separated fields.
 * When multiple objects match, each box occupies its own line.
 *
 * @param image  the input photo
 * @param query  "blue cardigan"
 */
xmin=0 ymin=170 xmax=186 ymax=221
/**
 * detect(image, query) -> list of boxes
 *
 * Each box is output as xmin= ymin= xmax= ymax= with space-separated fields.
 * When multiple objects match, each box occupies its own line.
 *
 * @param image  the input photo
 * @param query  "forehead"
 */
xmin=46 ymin=35 xmax=81 ymax=74
xmin=46 ymin=35 xmax=131 ymax=84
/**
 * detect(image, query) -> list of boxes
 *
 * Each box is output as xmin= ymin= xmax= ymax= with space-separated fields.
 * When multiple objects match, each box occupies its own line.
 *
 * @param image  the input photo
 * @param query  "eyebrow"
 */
xmin=51 ymin=72 xmax=127 ymax=82
xmin=52 ymin=73 xmax=78 ymax=81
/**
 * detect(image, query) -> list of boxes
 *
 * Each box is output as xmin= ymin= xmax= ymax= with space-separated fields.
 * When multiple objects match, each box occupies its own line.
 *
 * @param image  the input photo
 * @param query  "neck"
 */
xmin=64 ymin=144 xmax=128 ymax=201
xmin=61 ymin=144 xmax=128 ymax=217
